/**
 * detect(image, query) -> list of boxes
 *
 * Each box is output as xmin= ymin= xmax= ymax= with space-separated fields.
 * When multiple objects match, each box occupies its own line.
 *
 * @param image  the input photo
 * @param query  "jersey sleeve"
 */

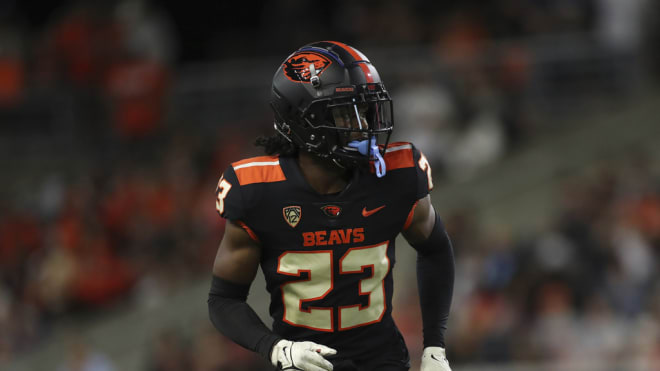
xmin=215 ymin=165 xmax=245 ymax=222
xmin=411 ymin=144 xmax=434 ymax=200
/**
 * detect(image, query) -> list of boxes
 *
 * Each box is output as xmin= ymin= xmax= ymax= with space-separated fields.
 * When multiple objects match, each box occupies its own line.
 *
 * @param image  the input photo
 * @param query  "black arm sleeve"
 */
xmin=410 ymin=212 xmax=455 ymax=348
xmin=207 ymin=275 xmax=282 ymax=359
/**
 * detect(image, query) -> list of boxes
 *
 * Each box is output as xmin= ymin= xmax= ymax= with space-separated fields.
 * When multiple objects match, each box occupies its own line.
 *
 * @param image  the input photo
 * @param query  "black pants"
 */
xmin=328 ymin=329 xmax=410 ymax=371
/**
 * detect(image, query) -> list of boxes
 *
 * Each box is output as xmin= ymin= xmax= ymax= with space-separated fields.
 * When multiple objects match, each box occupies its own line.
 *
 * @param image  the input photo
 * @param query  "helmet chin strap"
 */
xmin=331 ymin=158 xmax=346 ymax=169
xmin=348 ymin=136 xmax=387 ymax=178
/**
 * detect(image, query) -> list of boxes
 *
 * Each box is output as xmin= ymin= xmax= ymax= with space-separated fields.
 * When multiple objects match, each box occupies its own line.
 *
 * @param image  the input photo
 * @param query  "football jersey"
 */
xmin=215 ymin=142 xmax=433 ymax=360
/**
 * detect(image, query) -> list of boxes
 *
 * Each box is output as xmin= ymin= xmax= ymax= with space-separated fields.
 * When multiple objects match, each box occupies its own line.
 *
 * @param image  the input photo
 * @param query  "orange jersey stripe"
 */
xmin=383 ymin=142 xmax=414 ymax=171
xmin=232 ymin=156 xmax=286 ymax=185
xmin=236 ymin=220 xmax=260 ymax=243
xmin=403 ymin=200 xmax=419 ymax=231
xmin=232 ymin=155 xmax=279 ymax=167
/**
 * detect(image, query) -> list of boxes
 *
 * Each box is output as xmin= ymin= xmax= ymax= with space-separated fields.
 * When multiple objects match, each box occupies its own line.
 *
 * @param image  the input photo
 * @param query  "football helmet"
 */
xmin=270 ymin=41 xmax=393 ymax=177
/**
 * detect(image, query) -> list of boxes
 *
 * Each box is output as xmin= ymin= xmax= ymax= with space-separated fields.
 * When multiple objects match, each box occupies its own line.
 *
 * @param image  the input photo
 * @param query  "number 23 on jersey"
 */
xmin=277 ymin=242 xmax=390 ymax=332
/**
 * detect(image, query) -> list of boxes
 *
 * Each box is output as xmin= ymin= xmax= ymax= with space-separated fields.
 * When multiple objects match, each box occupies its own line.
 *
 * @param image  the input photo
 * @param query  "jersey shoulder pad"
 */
xmin=383 ymin=141 xmax=433 ymax=197
xmin=382 ymin=142 xmax=416 ymax=171
xmin=230 ymin=155 xmax=286 ymax=186
xmin=215 ymin=155 xmax=286 ymax=220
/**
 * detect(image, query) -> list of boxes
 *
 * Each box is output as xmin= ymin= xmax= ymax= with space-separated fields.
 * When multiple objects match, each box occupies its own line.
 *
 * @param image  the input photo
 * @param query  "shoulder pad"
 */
xmin=376 ymin=142 xmax=433 ymax=197
xmin=382 ymin=142 xmax=415 ymax=171
xmin=231 ymin=156 xmax=286 ymax=185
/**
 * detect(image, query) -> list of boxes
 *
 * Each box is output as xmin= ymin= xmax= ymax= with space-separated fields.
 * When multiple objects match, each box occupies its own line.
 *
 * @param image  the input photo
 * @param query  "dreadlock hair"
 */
xmin=254 ymin=132 xmax=298 ymax=156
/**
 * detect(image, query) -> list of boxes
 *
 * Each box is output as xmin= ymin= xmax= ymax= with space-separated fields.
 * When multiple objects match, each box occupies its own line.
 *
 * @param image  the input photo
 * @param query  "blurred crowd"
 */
xmin=0 ymin=132 xmax=241 ymax=359
xmin=397 ymin=153 xmax=660 ymax=369
xmin=52 ymin=324 xmax=272 ymax=371
xmin=1 ymin=0 xmax=660 ymax=370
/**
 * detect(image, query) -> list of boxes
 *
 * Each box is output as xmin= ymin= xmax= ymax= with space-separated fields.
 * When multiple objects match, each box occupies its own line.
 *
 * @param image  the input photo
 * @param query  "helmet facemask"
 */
xmin=296 ymin=84 xmax=393 ymax=176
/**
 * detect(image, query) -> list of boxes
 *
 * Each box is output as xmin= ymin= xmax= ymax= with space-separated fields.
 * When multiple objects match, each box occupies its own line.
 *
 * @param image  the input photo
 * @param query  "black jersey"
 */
xmin=215 ymin=142 xmax=433 ymax=360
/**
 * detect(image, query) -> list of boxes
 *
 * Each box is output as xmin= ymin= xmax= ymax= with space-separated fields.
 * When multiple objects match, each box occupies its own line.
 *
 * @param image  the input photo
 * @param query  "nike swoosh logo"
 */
xmin=362 ymin=205 xmax=385 ymax=217
xmin=430 ymin=354 xmax=447 ymax=363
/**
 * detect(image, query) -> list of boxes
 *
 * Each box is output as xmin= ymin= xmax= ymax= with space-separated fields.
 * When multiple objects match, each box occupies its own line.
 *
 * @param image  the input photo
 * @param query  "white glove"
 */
xmin=420 ymin=347 xmax=451 ymax=371
xmin=270 ymin=339 xmax=337 ymax=371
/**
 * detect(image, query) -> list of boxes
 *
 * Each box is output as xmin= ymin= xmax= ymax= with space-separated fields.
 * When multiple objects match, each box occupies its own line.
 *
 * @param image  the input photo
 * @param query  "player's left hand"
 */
xmin=420 ymin=347 xmax=451 ymax=371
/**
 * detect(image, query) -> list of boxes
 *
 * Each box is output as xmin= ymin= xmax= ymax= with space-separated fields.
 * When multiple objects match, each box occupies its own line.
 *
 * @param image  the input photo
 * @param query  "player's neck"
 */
xmin=297 ymin=152 xmax=351 ymax=195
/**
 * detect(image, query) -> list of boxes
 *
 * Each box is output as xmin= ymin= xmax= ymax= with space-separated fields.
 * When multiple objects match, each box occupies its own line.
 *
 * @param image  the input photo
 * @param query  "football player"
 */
xmin=208 ymin=41 xmax=454 ymax=371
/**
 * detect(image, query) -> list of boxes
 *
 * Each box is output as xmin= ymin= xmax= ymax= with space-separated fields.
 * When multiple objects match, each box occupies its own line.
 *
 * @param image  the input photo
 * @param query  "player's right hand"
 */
xmin=270 ymin=339 xmax=337 ymax=370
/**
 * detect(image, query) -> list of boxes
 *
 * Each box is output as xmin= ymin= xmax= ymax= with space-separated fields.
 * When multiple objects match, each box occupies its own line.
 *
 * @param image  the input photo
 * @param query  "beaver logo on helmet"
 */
xmin=283 ymin=52 xmax=332 ymax=83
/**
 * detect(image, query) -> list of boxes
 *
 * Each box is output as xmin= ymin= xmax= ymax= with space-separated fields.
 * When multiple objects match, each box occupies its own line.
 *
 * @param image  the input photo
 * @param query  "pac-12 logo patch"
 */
xmin=283 ymin=52 xmax=332 ymax=83
xmin=283 ymin=206 xmax=301 ymax=228
xmin=321 ymin=205 xmax=342 ymax=218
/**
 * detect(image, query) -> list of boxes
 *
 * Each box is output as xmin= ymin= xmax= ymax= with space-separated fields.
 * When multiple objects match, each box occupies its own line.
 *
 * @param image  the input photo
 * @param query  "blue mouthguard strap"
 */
xmin=348 ymin=137 xmax=387 ymax=178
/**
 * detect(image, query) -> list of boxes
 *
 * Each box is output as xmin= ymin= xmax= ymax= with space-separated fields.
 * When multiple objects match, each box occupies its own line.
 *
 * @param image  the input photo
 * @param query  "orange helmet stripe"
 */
xmin=324 ymin=40 xmax=375 ymax=83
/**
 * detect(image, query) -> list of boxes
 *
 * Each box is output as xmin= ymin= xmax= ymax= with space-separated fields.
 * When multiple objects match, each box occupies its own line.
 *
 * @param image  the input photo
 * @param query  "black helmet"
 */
xmin=270 ymin=41 xmax=393 ymax=177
